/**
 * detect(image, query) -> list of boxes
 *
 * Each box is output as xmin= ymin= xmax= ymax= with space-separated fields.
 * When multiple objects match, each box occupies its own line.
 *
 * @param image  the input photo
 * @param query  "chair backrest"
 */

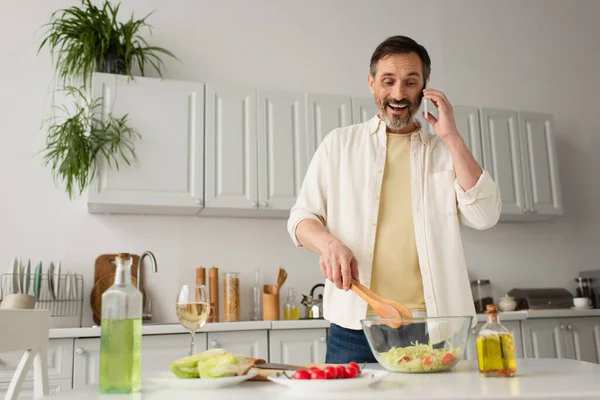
xmin=0 ymin=310 xmax=50 ymax=400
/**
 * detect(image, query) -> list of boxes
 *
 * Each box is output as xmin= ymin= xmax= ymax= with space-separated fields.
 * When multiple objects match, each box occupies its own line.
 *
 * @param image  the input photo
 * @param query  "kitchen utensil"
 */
xmin=471 ymin=279 xmax=493 ymax=313
xmin=301 ymin=284 xmax=325 ymax=319
xmin=24 ymin=259 xmax=31 ymax=295
xmin=12 ymin=257 xmax=19 ymax=294
xmin=90 ymin=273 xmax=146 ymax=325
xmin=47 ymin=261 xmax=56 ymax=300
xmin=573 ymin=297 xmax=592 ymax=308
xmin=0 ymin=293 xmax=36 ymax=310
xmin=350 ymin=279 xmax=412 ymax=320
xmin=253 ymin=362 xmax=300 ymax=371
xmin=267 ymin=370 xmax=387 ymax=392
xmin=146 ymin=371 xmax=259 ymax=390
xmin=262 ymin=284 xmax=280 ymax=321
xmin=361 ymin=316 xmax=473 ymax=373
xmin=276 ymin=267 xmax=287 ymax=294
xmin=575 ymin=277 xmax=595 ymax=308
xmin=33 ymin=262 xmax=42 ymax=300
xmin=196 ymin=267 xmax=206 ymax=287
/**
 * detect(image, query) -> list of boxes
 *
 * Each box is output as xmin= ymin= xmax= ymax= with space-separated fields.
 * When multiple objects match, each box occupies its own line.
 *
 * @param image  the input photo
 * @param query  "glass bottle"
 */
xmin=283 ymin=287 xmax=300 ymax=320
xmin=476 ymin=304 xmax=517 ymax=377
xmin=251 ymin=269 xmax=262 ymax=321
xmin=99 ymin=253 xmax=143 ymax=393
xmin=223 ymin=272 xmax=240 ymax=322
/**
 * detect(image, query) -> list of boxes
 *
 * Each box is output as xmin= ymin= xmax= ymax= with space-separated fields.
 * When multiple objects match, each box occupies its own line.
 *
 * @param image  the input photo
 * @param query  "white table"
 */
xmin=44 ymin=359 xmax=600 ymax=400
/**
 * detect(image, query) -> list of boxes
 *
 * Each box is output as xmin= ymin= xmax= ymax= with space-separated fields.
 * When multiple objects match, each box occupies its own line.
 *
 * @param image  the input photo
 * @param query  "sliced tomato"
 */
xmin=399 ymin=355 xmax=411 ymax=362
xmin=420 ymin=356 xmax=432 ymax=366
xmin=441 ymin=353 xmax=456 ymax=365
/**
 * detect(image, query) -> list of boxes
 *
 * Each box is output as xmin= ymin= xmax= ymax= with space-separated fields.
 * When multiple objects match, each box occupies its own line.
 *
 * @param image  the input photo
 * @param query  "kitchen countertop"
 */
xmin=48 ymin=309 xmax=600 ymax=339
xmin=42 ymin=358 xmax=600 ymax=399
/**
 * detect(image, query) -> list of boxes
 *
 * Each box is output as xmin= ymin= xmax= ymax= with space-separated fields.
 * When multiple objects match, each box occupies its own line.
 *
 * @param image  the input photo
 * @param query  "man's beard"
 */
xmin=376 ymin=95 xmax=422 ymax=131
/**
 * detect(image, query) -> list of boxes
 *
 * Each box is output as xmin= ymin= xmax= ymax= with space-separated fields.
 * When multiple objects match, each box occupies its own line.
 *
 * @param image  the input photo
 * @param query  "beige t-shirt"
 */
xmin=368 ymin=131 xmax=426 ymax=314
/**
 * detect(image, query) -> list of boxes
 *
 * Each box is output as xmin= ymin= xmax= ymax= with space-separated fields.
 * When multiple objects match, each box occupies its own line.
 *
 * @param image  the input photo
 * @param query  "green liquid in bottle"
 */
xmin=99 ymin=318 xmax=142 ymax=394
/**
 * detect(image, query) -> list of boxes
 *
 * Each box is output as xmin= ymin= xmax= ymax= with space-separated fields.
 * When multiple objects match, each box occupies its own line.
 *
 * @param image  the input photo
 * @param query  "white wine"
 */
xmin=176 ymin=302 xmax=210 ymax=331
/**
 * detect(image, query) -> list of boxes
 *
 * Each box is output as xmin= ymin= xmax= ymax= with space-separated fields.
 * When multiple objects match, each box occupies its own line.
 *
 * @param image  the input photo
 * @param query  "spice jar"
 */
xmin=223 ymin=272 xmax=240 ymax=322
xmin=471 ymin=279 xmax=493 ymax=314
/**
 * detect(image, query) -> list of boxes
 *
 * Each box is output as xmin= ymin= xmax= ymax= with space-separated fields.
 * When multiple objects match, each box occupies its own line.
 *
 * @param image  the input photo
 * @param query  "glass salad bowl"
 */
xmin=361 ymin=316 xmax=473 ymax=373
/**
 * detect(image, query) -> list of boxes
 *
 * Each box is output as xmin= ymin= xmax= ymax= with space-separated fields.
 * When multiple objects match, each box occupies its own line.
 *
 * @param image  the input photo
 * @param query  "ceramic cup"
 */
xmin=573 ymin=297 xmax=592 ymax=308
xmin=0 ymin=293 xmax=36 ymax=310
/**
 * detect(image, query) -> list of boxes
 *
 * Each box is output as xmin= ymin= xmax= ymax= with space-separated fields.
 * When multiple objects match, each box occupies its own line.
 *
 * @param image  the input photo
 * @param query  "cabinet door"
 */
xmin=0 ymin=379 xmax=70 ymax=400
xmin=352 ymin=97 xmax=378 ymax=124
xmin=269 ymin=329 xmax=327 ymax=364
xmin=564 ymin=318 xmax=600 ymax=363
xmin=205 ymin=84 xmax=258 ymax=210
xmin=464 ymin=322 xmax=482 ymax=361
xmin=73 ymin=338 xmax=100 ymax=389
xmin=518 ymin=112 xmax=563 ymax=216
xmin=207 ymin=331 xmax=268 ymax=360
xmin=479 ymin=108 xmax=526 ymax=215
xmin=88 ymin=73 xmax=205 ymax=215
xmin=454 ymin=106 xmax=484 ymax=166
xmin=0 ymin=338 xmax=73 ymax=383
xmin=141 ymin=334 xmax=207 ymax=375
xmin=306 ymin=93 xmax=352 ymax=160
xmin=521 ymin=319 xmax=567 ymax=359
xmin=257 ymin=90 xmax=307 ymax=211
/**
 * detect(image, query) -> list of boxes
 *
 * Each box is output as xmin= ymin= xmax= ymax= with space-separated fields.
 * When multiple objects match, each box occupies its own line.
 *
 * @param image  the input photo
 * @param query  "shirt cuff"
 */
xmin=288 ymin=211 xmax=325 ymax=247
xmin=454 ymin=169 xmax=497 ymax=205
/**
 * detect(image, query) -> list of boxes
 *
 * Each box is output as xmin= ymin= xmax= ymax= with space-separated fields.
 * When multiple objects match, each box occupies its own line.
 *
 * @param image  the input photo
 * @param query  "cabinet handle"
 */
xmin=567 ymin=325 xmax=573 ymax=330
xmin=260 ymin=202 xmax=268 ymax=208
xmin=522 ymin=208 xmax=527 ymax=214
xmin=320 ymin=337 xmax=326 ymax=343
xmin=251 ymin=202 xmax=257 ymax=207
xmin=210 ymin=340 xmax=219 ymax=348
xmin=560 ymin=324 xmax=565 ymax=330
xmin=529 ymin=208 xmax=535 ymax=213
xmin=75 ymin=348 xmax=84 ymax=355
xmin=195 ymin=198 xmax=203 ymax=206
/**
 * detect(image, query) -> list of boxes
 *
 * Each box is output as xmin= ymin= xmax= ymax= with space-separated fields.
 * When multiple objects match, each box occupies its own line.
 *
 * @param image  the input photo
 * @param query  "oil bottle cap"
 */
xmin=116 ymin=253 xmax=131 ymax=261
xmin=486 ymin=304 xmax=498 ymax=314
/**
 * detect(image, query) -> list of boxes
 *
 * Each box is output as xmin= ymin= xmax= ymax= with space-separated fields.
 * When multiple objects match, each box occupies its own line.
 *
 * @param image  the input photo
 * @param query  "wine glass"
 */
xmin=176 ymin=284 xmax=213 ymax=356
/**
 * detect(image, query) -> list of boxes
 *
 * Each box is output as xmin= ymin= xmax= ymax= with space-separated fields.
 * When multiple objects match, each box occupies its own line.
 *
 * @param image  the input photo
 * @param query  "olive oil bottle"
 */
xmin=99 ymin=253 xmax=143 ymax=393
xmin=476 ymin=304 xmax=517 ymax=377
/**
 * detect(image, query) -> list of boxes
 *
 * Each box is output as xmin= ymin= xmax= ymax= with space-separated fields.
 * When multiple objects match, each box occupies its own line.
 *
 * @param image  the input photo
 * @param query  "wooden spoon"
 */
xmin=276 ymin=267 xmax=287 ymax=294
xmin=351 ymin=280 xmax=413 ymax=328
xmin=352 ymin=280 xmax=413 ymax=319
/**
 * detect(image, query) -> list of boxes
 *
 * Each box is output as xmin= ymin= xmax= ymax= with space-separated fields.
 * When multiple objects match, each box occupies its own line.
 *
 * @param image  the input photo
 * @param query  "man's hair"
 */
xmin=369 ymin=35 xmax=431 ymax=83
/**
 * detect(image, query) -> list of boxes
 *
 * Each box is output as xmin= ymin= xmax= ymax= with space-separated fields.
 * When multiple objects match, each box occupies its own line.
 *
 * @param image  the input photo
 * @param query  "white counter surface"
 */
xmin=42 ymin=358 xmax=600 ymax=400
xmin=48 ymin=309 xmax=600 ymax=339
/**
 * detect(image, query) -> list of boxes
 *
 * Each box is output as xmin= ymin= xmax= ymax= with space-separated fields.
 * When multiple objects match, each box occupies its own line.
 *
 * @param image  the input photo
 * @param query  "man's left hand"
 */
xmin=422 ymin=89 xmax=460 ymax=141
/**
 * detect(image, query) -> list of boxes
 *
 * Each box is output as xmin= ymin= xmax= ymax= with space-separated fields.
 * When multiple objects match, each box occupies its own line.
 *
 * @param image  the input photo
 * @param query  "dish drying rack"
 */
xmin=0 ymin=273 xmax=84 ymax=328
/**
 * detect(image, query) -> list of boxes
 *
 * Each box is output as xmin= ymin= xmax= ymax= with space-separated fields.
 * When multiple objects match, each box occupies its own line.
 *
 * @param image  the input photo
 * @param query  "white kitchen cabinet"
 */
xmin=306 ymin=93 xmax=352 ymax=161
xmin=465 ymin=320 xmax=523 ymax=362
xmin=204 ymin=84 xmax=258 ymax=212
xmin=479 ymin=108 xmax=526 ymax=216
xmin=518 ymin=112 xmax=563 ymax=216
xmin=207 ymin=331 xmax=268 ymax=360
xmin=352 ymin=97 xmax=378 ymax=124
xmin=269 ymin=329 xmax=327 ymax=365
xmin=0 ymin=338 xmax=73 ymax=383
xmin=73 ymin=334 xmax=208 ymax=388
xmin=257 ymin=90 xmax=308 ymax=211
xmin=0 ymin=379 xmax=70 ymax=399
xmin=562 ymin=318 xmax=600 ymax=363
xmin=87 ymin=73 xmax=205 ymax=216
xmin=454 ymin=106 xmax=484 ymax=166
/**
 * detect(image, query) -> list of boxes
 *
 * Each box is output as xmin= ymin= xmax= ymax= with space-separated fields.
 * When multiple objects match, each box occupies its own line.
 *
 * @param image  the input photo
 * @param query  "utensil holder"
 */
xmin=263 ymin=284 xmax=280 ymax=321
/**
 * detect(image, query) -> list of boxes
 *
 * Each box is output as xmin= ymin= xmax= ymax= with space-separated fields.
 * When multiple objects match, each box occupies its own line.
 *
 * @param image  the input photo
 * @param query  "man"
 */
xmin=287 ymin=35 xmax=502 ymax=364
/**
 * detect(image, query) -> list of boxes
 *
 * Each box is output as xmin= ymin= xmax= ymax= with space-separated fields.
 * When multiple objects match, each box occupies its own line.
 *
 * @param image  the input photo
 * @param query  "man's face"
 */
xmin=368 ymin=52 xmax=425 ymax=132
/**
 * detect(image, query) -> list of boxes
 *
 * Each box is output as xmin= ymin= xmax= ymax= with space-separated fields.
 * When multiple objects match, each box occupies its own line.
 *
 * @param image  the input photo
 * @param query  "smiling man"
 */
xmin=287 ymin=35 xmax=501 ymax=363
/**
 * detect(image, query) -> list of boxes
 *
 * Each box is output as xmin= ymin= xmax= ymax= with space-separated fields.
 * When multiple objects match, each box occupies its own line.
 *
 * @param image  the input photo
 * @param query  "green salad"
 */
xmin=169 ymin=349 xmax=252 ymax=379
xmin=378 ymin=342 xmax=461 ymax=373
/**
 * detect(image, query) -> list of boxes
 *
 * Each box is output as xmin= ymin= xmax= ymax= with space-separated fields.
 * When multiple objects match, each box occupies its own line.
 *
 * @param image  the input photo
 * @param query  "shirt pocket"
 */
xmin=428 ymin=169 xmax=458 ymax=216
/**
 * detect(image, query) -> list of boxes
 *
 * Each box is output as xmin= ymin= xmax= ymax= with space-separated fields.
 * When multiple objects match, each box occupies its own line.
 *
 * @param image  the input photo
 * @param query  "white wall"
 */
xmin=1 ymin=0 xmax=599 ymax=326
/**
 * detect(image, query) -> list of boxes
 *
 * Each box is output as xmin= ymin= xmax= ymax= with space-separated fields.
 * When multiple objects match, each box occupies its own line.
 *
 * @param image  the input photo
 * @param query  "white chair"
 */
xmin=0 ymin=310 xmax=50 ymax=400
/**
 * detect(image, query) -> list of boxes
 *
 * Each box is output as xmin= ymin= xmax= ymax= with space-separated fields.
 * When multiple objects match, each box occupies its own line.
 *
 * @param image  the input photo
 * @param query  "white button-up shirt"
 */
xmin=287 ymin=116 xmax=501 ymax=330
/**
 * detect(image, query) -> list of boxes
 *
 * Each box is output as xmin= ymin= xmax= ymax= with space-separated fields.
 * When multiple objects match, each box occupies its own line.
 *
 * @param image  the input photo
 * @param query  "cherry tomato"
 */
xmin=347 ymin=362 xmax=360 ymax=373
xmin=399 ymin=355 xmax=411 ymax=362
xmin=441 ymin=353 xmax=456 ymax=365
xmin=292 ymin=369 xmax=311 ymax=380
xmin=308 ymin=366 xmax=321 ymax=373
xmin=345 ymin=366 xmax=359 ymax=379
xmin=310 ymin=370 xmax=326 ymax=380
xmin=420 ymin=356 xmax=432 ymax=366
xmin=323 ymin=366 xmax=338 ymax=379
xmin=336 ymin=365 xmax=347 ymax=379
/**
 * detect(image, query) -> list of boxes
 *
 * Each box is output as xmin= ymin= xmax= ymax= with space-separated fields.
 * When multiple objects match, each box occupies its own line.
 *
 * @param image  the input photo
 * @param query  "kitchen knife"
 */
xmin=253 ymin=362 xmax=301 ymax=371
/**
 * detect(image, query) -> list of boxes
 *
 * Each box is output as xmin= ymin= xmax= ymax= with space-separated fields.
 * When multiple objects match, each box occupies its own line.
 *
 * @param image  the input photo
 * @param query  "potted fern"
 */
xmin=38 ymin=0 xmax=178 ymax=198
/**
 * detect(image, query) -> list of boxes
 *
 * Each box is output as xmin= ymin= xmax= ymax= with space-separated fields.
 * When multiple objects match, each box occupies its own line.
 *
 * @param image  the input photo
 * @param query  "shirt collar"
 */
xmin=368 ymin=114 xmax=430 ymax=145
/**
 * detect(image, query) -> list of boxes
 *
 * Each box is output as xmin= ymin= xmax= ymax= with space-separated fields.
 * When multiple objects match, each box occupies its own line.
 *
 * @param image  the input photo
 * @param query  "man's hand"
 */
xmin=422 ymin=88 xmax=460 ymax=141
xmin=319 ymin=238 xmax=359 ymax=291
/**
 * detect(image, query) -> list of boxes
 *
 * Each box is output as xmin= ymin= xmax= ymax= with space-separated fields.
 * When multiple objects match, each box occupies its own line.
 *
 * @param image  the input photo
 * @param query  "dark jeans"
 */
xmin=325 ymin=322 xmax=433 ymax=364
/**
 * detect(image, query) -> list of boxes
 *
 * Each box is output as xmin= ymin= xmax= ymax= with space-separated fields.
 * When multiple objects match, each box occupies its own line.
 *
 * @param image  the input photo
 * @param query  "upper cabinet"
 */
xmin=87 ymin=73 xmax=205 ymax=215
xmin=454 ymin=106 xmax=484 ymax=166
xmin=306 ymin=93 xmax=352 ymax=160
xmin=257 ymin=90 xmax=307 ymax=212
xmin=204 ymin=84 xmax=258 ymax=212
